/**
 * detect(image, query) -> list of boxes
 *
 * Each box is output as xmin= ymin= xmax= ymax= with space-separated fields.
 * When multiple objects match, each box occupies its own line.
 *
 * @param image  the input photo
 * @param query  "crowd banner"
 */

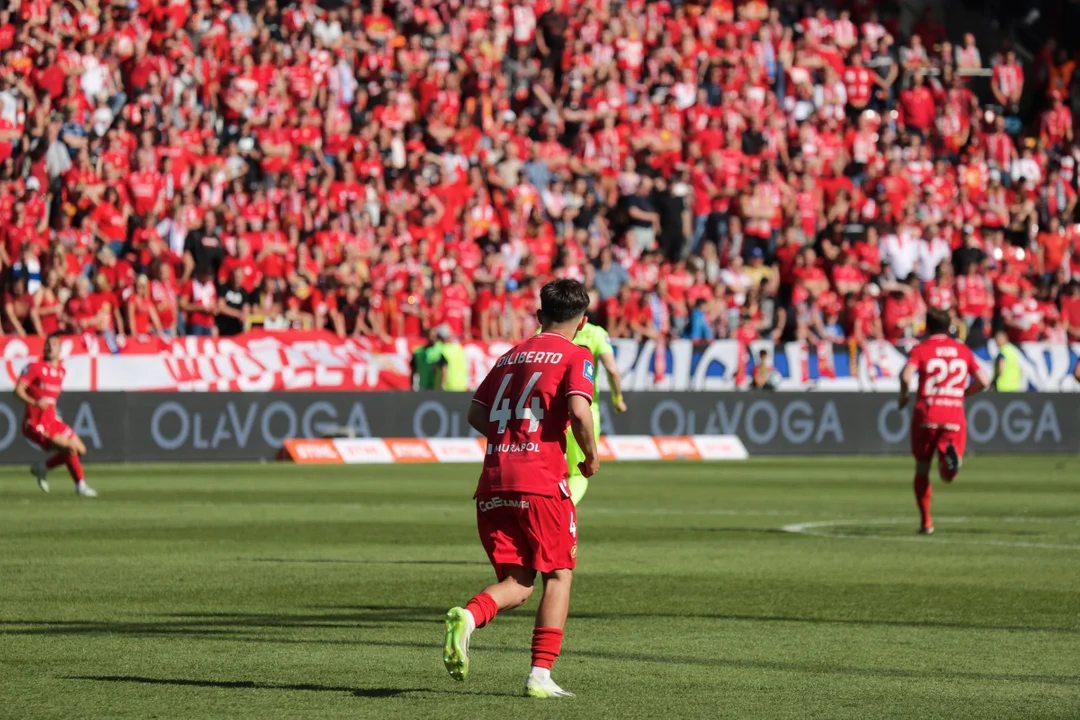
xmin=1 ymin=333 xmax=1078 ymax=393
xmin=0 ymin=393 xmax=1076 ymax=464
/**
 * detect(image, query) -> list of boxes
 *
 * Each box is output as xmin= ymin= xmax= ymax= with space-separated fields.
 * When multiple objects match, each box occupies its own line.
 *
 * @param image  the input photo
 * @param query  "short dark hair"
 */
xmin=539 ymin=279 xmax=590 ymax=324
xmin=43 ymin=332 xmax=62 ymax=359
xmin=925 ymin=307 xmax=951 ymax=336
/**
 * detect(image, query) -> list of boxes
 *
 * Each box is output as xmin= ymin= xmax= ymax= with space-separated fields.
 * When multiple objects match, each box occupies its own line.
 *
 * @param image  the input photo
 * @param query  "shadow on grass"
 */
xmin=5 ymin=612 xmax=1076 ymax=689
xmin=246 ymin=558 xmax=487 ymax=566
xmin=308 ymin=604 xmax=1080 ymax=636
xmin=64 ymin=640 xmax=1079 ymax=688
xmin=6 ymin=602 xmax=1078 ymax=638
xmin=253 ymin=638 xmax=1080 ymax=688
xmin=14 ymin=608 xmax=1080 ymax=690
xmin=66 ymin=675 xmax=515 ymax=699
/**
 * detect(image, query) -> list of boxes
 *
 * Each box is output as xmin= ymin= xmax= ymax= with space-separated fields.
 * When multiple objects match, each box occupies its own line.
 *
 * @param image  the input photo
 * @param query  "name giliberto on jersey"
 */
xmin=495 ymin=351 xmax=565 ymax=368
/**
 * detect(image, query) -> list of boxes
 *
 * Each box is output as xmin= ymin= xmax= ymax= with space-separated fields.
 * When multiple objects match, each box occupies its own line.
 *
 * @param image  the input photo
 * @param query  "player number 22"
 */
xmin=489 ymin=372 xmax=545 ymax=434
xmin=923 ymin=358 xmax=967 ymax=398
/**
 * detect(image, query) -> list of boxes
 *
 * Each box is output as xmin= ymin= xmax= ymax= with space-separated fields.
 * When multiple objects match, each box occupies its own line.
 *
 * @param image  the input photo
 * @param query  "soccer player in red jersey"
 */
xmin=443 ymin=279 xmax=599 ymax=698
xmin=897 ymin=308 xmax=988 ymax=534
xmin=14 ymin=334 xmax=97 ymax=497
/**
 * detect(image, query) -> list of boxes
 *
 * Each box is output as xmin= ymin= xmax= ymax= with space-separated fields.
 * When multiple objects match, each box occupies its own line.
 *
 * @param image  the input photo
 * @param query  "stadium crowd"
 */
xmin=1 ymin=0 xmax=1080 ymax=351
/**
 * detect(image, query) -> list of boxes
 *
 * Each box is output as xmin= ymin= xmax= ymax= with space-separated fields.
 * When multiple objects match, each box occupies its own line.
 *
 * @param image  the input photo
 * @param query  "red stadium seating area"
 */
xmin=2 ymin=0 xmax=1080 ymax=350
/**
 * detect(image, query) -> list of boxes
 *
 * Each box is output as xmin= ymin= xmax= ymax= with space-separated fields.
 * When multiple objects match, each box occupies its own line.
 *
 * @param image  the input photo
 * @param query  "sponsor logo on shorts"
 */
xmin=570 ymin=545 xmax=577 ymax=559
xmin=478 ymin=497 xmax=530 ymax=512
xmin=583 ymin=360 xmax=594 ymax=383
xmin=486 ymin=442 xmax=540 ymax=455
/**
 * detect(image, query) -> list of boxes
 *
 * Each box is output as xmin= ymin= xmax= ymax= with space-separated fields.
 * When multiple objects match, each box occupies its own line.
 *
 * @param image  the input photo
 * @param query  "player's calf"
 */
xmin=523 ymin=568 xmax=574 ymax=697
xmin=913 ymin=461 xmax=933 ymax=534
xmin=940 ymin=442 xmax=961 ymax=482
xmin=486 ymin=566 xmax=537 ymax=610
xmin=46 ymin=436 xmax=97 ymax=497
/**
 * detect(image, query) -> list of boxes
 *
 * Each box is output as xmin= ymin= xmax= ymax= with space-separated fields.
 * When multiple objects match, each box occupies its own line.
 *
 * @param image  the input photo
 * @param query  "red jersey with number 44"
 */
xmin=19 ymin=360 xmax=65 ymax=425
xmin=472 ymin=332 xmax=595 ymax=498
xmin=904 ymin=334 xmax=981 ymax=429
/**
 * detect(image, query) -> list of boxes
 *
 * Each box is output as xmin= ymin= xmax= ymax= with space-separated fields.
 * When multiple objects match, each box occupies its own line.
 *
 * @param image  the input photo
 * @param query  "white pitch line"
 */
xmin=781 ymin=517 xmax=1080 ymax=551
xmin=592 ymin=507 xmax=811 ymax=518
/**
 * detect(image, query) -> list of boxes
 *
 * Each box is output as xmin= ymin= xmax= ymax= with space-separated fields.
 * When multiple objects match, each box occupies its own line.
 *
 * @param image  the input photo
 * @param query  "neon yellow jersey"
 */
xmin=573 ymin=323 xmax=613 ymax=401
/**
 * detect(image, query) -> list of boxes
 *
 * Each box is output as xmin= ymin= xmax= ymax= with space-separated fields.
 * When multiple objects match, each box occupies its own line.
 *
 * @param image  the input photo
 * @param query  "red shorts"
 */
xmin=475 ymin=493 xmax=577 ymax=576
xmin=23 ymin=417 xmax=74 ymax=451
xmin=910 ymin=422 xmax=967 ymax=463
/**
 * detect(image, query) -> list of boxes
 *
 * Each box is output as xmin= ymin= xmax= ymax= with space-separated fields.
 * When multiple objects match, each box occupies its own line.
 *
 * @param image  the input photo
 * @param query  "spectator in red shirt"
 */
xmin=90 ymin=187 xmax=129 ymax=254
xmin=992 ymin=51 xmax=1024 ymax=112
xmin=900 ymin=74 xmax=938 ymax=137
xmin=1061 ymin=281 xmax=1080 ymax=343
xmin=1041 ymin=92 xmax=1074 ymax=149
xmin=1003 ymin=283 xmax=1043 ymax=343
xmin=2 ymin=275 xmax=32 ymax=336
xmin=91 ymin=274 xmax=124 ymax=336
xmin=180 ymin=268 xmax=218 ymax=337
xmin=882 ymin=283 xmax=918 ymax=345
xmin=29 ymin=269 xmax=63 ymax=336
xmin=127 ymin=274 xmax=164 ymax=339
xmin=63 ymin=277 xmax=99 ymax=334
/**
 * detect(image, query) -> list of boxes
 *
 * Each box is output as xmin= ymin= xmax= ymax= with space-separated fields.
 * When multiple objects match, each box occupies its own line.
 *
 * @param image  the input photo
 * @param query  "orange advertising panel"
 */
xmin=384 ymin=438 xmax=438 ymax=463
xmin=655 ymin=436 xmax=702 ymax=460
xmin=281 ymin=439 xmax=344 ymax=464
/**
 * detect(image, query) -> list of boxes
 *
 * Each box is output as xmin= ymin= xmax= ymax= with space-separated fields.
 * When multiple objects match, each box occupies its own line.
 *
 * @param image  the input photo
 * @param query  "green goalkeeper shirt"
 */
xmin=573 ymin=322 xmax=613 ymax=403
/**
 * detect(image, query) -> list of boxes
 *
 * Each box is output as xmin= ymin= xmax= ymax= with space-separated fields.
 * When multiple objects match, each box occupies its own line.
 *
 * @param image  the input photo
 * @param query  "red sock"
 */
xmin=65 ymin=454 xmax=84 ymax=483
xmin=464 ymin=592 xmax=498 ymax=629
xmin=530 ymin=627 xmax=564 ymax=670
xmin=914 ymin=473 xmax=932 ymax=528
xmin=45 ymin=453 xmax=66 ymax=470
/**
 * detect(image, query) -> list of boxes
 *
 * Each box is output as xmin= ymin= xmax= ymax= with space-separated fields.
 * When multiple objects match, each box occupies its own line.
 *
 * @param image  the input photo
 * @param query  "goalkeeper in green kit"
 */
xmin=566 ymin=320 xmax=627 ymax=505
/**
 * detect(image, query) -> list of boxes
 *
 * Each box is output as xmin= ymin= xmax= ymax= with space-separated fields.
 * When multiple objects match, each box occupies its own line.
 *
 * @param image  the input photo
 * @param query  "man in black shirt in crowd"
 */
xmin=536 ymin=0 xmax=568 ymax=90
xmin=652 ymin=174 xmax=688 ymax=261
xmin=741 ymin=116 xmax=766 ymax=156
xmin=184 ymin=210 xmax=225 ymax=282
xmin=217 ymin=267 xmax=250 ymax=336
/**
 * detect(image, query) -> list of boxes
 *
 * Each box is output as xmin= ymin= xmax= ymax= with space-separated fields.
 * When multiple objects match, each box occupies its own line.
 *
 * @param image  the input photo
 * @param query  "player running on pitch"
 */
xmin=897 ymin=308 xmax=987 ymax=534
xmin=15 ymin=334 xmax=97 ymax=497
xmin=444 ymin=279 xmax=599 ymax=698
xmin=565 ymin=313 xmax=626 ymax=505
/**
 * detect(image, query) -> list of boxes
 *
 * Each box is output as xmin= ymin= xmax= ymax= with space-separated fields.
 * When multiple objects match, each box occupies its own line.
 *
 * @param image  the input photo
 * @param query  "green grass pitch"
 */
xmin=1 ymin=457 xmax=1078 ymax=719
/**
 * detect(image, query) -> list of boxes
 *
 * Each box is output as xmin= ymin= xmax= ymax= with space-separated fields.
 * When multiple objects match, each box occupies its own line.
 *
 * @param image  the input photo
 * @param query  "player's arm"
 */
xmin=468 ymin=367 xmax=496 ymax=434
xmin=599 ymin=350 xmax=626 ymax=413
xmin=568 ymin=394 xmax=599 ymax=478
xmin=13 ymin=376 xmax=41 ymax=409
xmin=968 ymin=351 xmax=991 ymax=396
xmin=467 ymin=401 xmax=488 ymax=435
xmin=897 ymin=362 xmax=915 ymax=409
xmin=967 ymin=367 xmax=990 ymax=396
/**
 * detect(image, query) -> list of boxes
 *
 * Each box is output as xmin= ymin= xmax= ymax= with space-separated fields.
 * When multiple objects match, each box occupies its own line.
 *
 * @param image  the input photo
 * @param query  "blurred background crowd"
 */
xmin=2 ymin=0 xmax=1080 ymax=350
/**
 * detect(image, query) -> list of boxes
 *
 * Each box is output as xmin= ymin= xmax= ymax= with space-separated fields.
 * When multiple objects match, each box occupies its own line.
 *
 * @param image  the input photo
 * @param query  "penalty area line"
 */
xmin=780 ymin=517 xmax=1080 ymax=551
